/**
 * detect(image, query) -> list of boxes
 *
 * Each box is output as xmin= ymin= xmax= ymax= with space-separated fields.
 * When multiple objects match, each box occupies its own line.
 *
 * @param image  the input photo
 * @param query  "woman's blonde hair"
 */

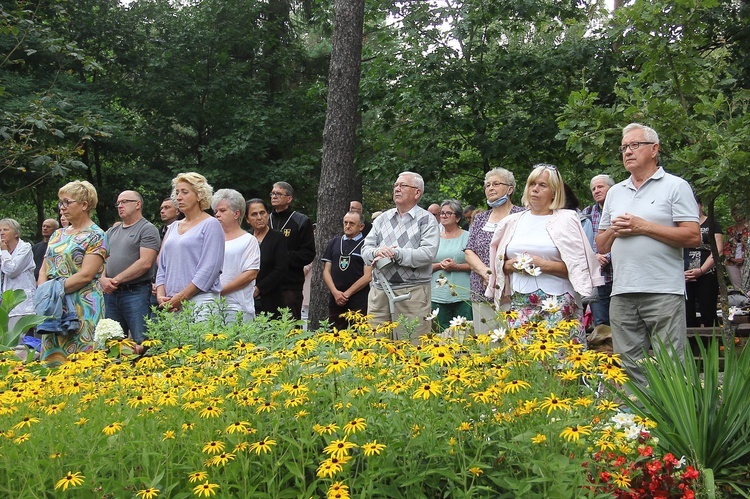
xmin=59 ymin=180 xmax=98 ymax=212
xmin=521 ymin=164 xmax=566 ymax=211
xmin=172 ymin=172 xmax=213 ymax=211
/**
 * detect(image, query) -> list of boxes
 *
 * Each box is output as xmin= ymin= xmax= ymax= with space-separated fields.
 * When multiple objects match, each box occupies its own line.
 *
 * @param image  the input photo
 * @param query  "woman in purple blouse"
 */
xmin=155 ymin=172 xmax=224 ymax=320
xmin=464 ymin=167 xmax=525 ymax=335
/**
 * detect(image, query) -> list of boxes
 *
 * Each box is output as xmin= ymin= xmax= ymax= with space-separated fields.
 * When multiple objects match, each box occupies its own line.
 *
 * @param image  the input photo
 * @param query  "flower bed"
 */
xmin=0 ymin=312 xmax=698 ymax=497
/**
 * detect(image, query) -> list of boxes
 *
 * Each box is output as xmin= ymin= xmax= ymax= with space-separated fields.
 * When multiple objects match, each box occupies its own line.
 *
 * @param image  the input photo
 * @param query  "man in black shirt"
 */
xmin=269 ymin=181 xmax=316 ymax=319
xmin=322 ymin=212 xmax=372 ymax=329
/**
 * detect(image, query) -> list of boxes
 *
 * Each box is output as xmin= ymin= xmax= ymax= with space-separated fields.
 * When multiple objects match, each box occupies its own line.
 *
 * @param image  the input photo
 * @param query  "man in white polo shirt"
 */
xmin=596 ymin=123 xmax=700 ymax=388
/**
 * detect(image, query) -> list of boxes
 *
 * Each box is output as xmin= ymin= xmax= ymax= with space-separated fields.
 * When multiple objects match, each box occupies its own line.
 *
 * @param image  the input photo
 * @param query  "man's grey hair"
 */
xmin=590 ymin=174 xmax=615 ymax=189
xmin=345 ymin=211 xmax=364 ymax=225
xmin=212 ymin=189 xmax=247 ymax=220
xmin=623 ymin=123 xmax=660 ymax=144
xmin=441 ymin=199 xmax=464 ymax=223
xmin=398 ymin=171 xmax=424 ymax=192
xmin=274 ymin=181 xmax=294 ymax=197
xmin=485 ymin=167 xmax=516 ymax=189
xmin=44 ymin=218 xmax=60 ymax=229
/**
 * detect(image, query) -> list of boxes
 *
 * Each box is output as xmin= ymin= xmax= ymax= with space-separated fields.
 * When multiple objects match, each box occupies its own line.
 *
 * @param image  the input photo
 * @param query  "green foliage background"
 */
xmin=2 ymin=0 xmax=749 ymax=237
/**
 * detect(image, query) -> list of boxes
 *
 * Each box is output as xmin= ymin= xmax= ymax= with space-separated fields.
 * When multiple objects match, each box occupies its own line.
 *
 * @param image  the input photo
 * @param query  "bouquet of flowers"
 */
xmin=513 ymin=252 xmax=542 ymax=276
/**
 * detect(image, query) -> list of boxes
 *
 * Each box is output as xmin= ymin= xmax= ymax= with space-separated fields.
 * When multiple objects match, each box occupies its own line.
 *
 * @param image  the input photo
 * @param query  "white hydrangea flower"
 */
xmin=94 ymin=318 xmax=125 ymax=349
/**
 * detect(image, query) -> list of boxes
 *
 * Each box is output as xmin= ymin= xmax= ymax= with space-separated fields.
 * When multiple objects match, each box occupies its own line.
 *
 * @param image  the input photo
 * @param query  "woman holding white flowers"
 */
xmin=486 ymin=164 xmax=603 ymax=344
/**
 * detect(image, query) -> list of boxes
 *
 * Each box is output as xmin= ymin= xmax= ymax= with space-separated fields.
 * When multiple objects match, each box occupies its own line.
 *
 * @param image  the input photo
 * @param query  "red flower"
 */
xmin=638 ymin=445 xmax=653 ymax=457
xmin=683 ymin=466 xmax=699 ymax=481
xmin=682 ymin=490 xmax=695 ymax=499
xmin=645 ymin=460 xmax=662 ymax=475
xmin=599 ymin=471 xmax=611 ymax=482
xmin=663 ymin=453 xmax=679 ymax=467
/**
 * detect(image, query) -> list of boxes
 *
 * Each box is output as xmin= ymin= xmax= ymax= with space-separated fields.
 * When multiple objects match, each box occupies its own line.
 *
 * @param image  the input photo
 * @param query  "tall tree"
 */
xmin=309 ymin=0 xmax=366 ymax=328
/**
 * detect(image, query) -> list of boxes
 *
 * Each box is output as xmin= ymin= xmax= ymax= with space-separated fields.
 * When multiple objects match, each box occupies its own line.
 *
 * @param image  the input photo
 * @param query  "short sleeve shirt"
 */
xmin=599 ymin=167 xmax=699 ymax=296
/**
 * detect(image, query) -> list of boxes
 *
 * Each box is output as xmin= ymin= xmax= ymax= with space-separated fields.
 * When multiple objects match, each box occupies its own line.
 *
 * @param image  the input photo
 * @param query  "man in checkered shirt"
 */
xmin=362 ymin=172 xmax=440 ymax=339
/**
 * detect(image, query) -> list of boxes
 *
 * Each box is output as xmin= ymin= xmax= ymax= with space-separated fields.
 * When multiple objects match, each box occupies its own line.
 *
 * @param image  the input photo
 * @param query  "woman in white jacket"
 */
xmin=486 ymin=165 xmax=603 ymax=345
xmin=0 ymin=218 xmax=36 ymax=331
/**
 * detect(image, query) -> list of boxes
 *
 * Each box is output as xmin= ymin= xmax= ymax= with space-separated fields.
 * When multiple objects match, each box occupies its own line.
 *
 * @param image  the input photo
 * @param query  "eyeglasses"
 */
xmin=439 ymin=211 xmax=456 ymax=217
xmin=58 ymin=199 xmax=78 ymax=209
xmin=618 ymin=142 xmax=655 ymax=154
xmin=270 ymin=191 xmax=288 ymax=198
xmin=484 ymin=181 xmax=511 ymax=189
xmin=115 ymin=199 xmax=139 ymax=207
xmin=393 ymin=182 xmax=418 ymax=190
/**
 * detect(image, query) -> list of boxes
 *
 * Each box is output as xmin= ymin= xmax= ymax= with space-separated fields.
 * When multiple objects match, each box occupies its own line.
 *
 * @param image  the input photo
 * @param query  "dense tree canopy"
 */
xmin=2 ymin=0 xmax=749 ymax=231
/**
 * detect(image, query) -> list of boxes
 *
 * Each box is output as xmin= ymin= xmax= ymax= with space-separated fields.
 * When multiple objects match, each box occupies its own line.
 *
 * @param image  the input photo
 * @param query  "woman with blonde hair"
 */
xmin=155 ymin=172 xmax=224 ymax=319
xmin=38 ymin=180 xmax=108 ymax=364
xmin=486 ymin=164 xmax=602 ymax=344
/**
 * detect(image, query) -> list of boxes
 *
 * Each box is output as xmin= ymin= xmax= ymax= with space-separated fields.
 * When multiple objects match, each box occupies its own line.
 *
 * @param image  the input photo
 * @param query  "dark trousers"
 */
xmin=328 ymin=292 xmax=368 ymax=330
xmin=685 ymin=273 xmax=719 ymax=327
xmin=281 ymin=289 xmax=304 ymax=320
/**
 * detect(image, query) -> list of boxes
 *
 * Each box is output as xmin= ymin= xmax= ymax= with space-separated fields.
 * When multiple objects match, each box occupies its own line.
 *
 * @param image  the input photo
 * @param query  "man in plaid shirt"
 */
xmin=582 ymin=174 xmax=615 ymax=326
xmin=362 ymin=171 xmax=440 ymax=339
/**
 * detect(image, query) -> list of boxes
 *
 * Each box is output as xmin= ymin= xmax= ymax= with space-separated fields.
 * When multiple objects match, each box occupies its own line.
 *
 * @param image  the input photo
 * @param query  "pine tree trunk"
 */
xmin=309 ymin=0 xmax=365 ymax=330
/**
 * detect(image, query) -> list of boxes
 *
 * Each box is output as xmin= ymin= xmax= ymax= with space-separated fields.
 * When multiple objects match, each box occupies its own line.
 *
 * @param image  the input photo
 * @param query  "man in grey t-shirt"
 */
xmin=100 ymin=191 xmax=161 ymax=344
xmin=596 ymin=123 xmax=700 ymax=388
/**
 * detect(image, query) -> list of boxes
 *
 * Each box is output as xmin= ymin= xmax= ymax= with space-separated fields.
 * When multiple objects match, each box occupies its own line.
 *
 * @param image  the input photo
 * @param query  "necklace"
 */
xmin=270 ymin=211 xmax=296 ymax=234
xmin=339 ymin=236 xmax=364 ymax=271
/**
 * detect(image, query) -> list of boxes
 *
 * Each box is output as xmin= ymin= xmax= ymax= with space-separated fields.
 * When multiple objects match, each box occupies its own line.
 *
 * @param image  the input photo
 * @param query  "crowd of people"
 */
xmin=1 ymin=123 xmax=748 ymax=380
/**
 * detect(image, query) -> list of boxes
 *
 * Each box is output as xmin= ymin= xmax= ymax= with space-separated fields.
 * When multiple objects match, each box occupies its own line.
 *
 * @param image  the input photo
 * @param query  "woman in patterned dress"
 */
xmin=39 ymin=181 xmax=108 ymax=364
xmin=464 ymin=167 xmax=525 ymax=334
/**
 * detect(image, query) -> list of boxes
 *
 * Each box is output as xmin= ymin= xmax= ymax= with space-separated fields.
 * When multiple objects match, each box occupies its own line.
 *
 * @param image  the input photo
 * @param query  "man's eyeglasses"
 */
xmin=270 ymin=191 xmax=288 ymax=198
xmin=115 ymin=199 xmax=139 ymax=207
xmin=439 ymin=211 xmax=456 ymax=217
xmin=393 ymin=182 xmax=418 ymax=190
xmin=618 ymin=142 xmax=655 ymax=154
xmin=484 ymin=181 xmax=511 ymax=189
xmin=58 ymin=199 xmax=78 ymax=209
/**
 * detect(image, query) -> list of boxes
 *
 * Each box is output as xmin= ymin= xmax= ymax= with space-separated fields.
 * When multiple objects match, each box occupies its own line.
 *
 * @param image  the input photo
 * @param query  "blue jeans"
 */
xmin=104 ymin=282 xmax=152 ymax=344
xmin=589 ymin=283 xmax=612 ymax=326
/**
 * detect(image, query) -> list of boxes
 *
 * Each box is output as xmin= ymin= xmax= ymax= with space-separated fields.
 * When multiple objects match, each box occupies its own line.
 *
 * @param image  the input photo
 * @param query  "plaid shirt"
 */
xmin=582 ymin=202 xmax=613 ymax=284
